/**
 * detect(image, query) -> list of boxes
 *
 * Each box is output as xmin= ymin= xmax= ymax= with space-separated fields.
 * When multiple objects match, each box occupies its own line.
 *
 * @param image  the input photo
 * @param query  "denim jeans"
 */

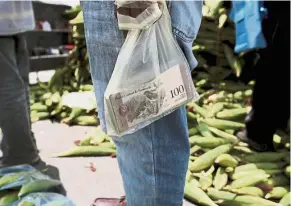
xmin=82 ymin=1 xmax=202 ymax=205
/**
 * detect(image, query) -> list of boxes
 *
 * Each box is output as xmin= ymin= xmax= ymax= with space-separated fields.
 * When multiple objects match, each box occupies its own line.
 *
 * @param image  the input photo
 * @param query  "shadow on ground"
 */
xmin=34 ymin=160 xmax=67 ymax=196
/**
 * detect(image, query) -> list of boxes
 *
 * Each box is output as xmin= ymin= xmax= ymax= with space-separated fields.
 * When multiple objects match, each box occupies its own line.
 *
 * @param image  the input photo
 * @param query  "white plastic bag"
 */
xmin=104 ymin=0 xmax=199 ymax=136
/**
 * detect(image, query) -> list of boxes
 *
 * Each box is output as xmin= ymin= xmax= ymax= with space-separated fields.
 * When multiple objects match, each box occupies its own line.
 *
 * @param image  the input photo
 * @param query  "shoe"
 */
xmin=0 ymin=155 xmax=41 ymax=169
xmin=92 ymin=196 xmax=126 ymax=206
xmin=235 ymin=130 xmax=275 ymax=152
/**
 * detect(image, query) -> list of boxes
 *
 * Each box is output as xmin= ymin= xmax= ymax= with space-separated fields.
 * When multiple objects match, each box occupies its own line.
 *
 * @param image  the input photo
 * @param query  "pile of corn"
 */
xmin=183 ymin=2 xmax=290 ymax=205
xmin=0 ymin=165 xmax=71 ymax=205
xmin=29 ymin=7 xmax=98 ymax=126
xmin=29 ymin=86 xmax=98 ymax=126
xmin=184 ymin=75 xmax=290 ymax=206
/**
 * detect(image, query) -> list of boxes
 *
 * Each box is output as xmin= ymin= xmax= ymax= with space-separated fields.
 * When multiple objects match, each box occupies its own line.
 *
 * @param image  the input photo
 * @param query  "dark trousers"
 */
xmin=0 ymin=34 xmax=38 ymax=165
xmin=246 ymin=1 xmax=290 ymax=145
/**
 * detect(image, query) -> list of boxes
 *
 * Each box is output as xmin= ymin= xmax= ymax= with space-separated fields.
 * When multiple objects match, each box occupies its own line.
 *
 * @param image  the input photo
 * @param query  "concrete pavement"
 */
xmin=32 ymin=120 xmax=194 ymax=206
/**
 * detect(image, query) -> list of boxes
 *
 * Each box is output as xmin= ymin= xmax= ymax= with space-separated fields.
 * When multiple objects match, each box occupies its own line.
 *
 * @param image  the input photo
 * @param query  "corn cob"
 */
xmin=207 ymin=188 xmax=280 ymax=206
xmin=265 ymin=186 xmax=289 ymax=199
xmin=190 ymin=144 xmax=232 ymax=172
xmin=213 ymin=167 xmax=228 ymax=190
xmin=279 ymin=192 xmax=290 ymax=206
xmin=197 ymin=124 xmax=213 ymax=137
xmin=202 ymin=118 xmax=245 ymax=130
xmin=231 ymin=169 xmax=266 ymax=180
xmin=191 ymin=137 xmax=230 ymax=148
xmin=18 ymin=179 xmax=61 ymax=197
xmin=184 ymin=181 xmax=218 ymax=206
xmin=188 ymin=128 xmax=199 ymax=136
xmin=244 ymin=152 xmax=287 ymax=163
xmin=73 ymin=116 xmax=99 ymax=126
xmin=189 ymin=103 xmax=212 ymax=118
xmin=216 ymin=108 xmax=248 ymax=120
xmin=215 ymin=153 xmax=238 ymax=168
xmin=208 ymin=126 xmax=238 ymax=143
xmin=229 ymin=173 xmax=270 ymax=189
xmin=56 ymin=146 xmax=116 ymax=157
xmin=266 ymin=175 xmax=290 ymax=187
xmin=229 ymin=187 xmax=264 ymax=197
xmin=199 ymin=174 xmax=213 ymax=191
xmin=190 ymin=145 xmax=202 ymax=155
xmin=234 ymin=162 xmax=286 ymax=174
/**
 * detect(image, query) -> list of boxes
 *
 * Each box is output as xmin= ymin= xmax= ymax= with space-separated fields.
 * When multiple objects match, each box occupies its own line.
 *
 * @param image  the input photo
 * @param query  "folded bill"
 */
xmin=105 ymin=64 xmax=199 ymax=135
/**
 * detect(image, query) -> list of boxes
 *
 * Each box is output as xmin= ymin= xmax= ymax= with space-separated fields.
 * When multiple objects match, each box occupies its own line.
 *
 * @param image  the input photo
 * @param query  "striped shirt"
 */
xmin=0 ymin=1 xmax=35 ymax=35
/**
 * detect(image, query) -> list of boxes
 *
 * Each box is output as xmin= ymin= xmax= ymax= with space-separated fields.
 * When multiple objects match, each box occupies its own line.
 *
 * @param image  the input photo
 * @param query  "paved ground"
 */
xmin=33 ymin=120 xmax=194 ymax=206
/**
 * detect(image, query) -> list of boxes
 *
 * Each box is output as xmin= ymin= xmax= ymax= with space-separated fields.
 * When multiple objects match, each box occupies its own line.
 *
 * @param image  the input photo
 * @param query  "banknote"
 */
xmin=105 ymin=64 xmax=199 ymax=134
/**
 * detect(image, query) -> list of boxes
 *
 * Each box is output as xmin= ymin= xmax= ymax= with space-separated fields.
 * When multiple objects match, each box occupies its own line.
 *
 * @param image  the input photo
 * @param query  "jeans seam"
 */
xmin=172 ymin=27 xmax=194 ymax=42
xmin=149 ymin=125 xmax=156 ymax=206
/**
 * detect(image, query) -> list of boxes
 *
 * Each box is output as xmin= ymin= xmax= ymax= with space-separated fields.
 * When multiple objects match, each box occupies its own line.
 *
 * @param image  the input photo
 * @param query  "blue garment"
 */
xmin=230 ymin=0 xmax=267 ymax=53
xmin=0 ymin=1 xmax=35 ymax=35
xmin=81 ymin=1 xmax=202 ymax=205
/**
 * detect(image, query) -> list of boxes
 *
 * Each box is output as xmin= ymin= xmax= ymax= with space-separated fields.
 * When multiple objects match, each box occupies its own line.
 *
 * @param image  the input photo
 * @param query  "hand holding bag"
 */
xmin=104 ymin=0 xmax=199 ymax=136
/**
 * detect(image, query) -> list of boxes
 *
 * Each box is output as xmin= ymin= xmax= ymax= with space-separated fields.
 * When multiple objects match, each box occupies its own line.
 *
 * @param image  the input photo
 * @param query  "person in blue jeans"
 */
xmin=81 ymin=1 xmax=202 ymax=205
